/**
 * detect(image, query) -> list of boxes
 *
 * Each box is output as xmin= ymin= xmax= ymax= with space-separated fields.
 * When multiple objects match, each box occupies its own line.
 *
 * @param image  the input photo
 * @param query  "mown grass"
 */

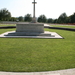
xmin=0 ymin=28 xmax=75 ymax=72
xmin=50 ymin=25 xmax=75 ymax=29
xmin=0 ymin=24 xmax=16 ymax=27
xmin=0 ymin=28 xmax=16 ymax=34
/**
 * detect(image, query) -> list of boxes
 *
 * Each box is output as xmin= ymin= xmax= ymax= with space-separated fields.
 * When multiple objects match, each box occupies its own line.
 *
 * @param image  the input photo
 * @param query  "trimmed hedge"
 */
xmin=49 ymin=27 xmax=75 ymax=31
xmin=0 ymin=26 xmax=16 ymax=29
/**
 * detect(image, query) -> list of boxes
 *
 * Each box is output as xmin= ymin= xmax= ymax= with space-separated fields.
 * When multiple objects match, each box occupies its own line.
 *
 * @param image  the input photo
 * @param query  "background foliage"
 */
xmin=0 ymin=8 xmax=75 ymax=24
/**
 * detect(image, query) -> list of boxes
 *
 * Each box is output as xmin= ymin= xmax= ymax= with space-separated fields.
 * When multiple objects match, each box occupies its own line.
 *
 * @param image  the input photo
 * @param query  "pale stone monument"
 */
xmin=15 ymin=0 xmax=46 ymax=36
xmin=0 ymin=0 xmax=63 ymax=38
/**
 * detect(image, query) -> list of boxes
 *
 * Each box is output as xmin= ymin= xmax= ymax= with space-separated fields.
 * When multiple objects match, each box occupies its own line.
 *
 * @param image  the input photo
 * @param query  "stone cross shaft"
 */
xmin=32 ymin=0 xmax=37 ymax=23
xmin=32 ymin=0 xmax=37 ymax=18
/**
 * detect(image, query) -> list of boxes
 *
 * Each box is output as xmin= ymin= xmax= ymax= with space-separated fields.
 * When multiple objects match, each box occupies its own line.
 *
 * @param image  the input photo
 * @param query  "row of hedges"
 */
xmin=0 ymin=26 xmax=16 ymax=29
xmin=49 ymin=27 xmax=75 ymax=31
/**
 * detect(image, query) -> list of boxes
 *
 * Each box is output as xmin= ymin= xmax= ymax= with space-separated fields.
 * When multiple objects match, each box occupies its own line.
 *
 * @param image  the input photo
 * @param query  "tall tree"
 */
xmin=9 ymin=17 xmax=17 ymax=21
xmin=24 ymin=14 xmax=32 ymax=22
xmin=18 ymin=16 xmax=24 ymax=21
xmin=38 ymin=15 xmax=47 ymax=23
xmin=47 ymin=18 xmax=53 ymax=23
xmin=0 ymin=8 xmax=11 ymax=21
xmin=65 ymin=17 xmax=71 ymax=23
xmin=57 ymin=13 xmax=67 ymax=23
xmin=53 ymin=19 xmax=58 ymax=23
xmin=69 ymin=13 xmax=75 ymax=23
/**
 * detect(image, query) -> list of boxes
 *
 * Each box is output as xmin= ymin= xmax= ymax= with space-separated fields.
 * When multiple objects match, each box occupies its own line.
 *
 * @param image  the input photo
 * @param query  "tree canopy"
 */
xmin=24 ymin=14 xmax=32 ymax=22
xmin=18 ymin=16 xmax=24 ymax=21
xmin=69 ymin=13 xmax=75 ymax=23
xmin=57 ymin=13 xmax=67 ymax=23
xmin=0 ymin=8 xmax=75 ymax=24
xmin=38 ymin=15 xmax=47 ymax=23
xmin=0 ymin=8 xmax=11 ymax=21
xmin=47 ymin=18 xmax=53 ymax=23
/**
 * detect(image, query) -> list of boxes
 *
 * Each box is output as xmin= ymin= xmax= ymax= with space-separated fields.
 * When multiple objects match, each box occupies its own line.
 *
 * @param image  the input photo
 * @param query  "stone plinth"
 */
xmin=0 ymin=23 xmax=64 ymax=38
xmin=0 ymin=23 xmax=63 ymax=38
xmin=16 ymin=23 xmax=44 ymax=33
xmin=14 ymin=23 xmax=46 ymax=36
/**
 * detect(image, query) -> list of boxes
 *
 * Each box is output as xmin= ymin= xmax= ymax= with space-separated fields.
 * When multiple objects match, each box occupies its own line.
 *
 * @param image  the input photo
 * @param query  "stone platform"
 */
xmin=0 ymin=23 xmax=63 ymax=38
xmin=0 ymin=31 xmax=63 ymax=38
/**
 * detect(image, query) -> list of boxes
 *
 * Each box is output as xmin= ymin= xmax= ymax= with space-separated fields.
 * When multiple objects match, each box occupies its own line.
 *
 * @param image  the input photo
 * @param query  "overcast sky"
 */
xmin=0 ymin=0 xmax=75 ymax=19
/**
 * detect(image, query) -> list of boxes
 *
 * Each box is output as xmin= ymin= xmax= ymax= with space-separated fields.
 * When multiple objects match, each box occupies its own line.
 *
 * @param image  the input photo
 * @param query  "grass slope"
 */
xmin=0 ymin=28 xmax=75 ymax=72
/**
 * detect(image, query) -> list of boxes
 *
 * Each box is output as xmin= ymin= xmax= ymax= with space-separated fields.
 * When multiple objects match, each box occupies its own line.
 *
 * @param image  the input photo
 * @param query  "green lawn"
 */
xmin=0 ymin=28 xmax=16 ymax=34
xmin=0 ymin=28 xmax=75 ymax=72
xmin=0 ymin=24 xmax=16 ymax=27
xmin=50 ymin=25 xmax=75 ymax=29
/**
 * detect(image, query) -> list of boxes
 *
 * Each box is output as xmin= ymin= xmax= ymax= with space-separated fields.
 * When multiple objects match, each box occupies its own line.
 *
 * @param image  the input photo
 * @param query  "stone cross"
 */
xmin=32 ymin=0 xmax=37 ymax=23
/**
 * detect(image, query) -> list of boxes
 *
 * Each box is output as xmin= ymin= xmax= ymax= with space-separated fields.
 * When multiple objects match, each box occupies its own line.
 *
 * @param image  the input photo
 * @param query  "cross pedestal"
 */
xmin=31 ymin=17 xmax=37 ymax=23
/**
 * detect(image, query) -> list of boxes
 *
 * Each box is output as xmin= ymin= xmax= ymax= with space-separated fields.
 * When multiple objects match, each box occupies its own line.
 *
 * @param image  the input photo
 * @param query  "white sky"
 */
xmin=0 ymin=0 xmax=75 ymax=19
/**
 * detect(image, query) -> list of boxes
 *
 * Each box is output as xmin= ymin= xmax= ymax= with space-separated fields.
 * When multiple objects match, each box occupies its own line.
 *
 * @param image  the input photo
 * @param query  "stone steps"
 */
xmin=4 ymin=31 xmax=54 ymax=36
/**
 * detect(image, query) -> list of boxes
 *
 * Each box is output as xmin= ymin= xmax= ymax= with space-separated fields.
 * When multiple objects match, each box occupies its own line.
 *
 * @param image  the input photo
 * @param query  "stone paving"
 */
xmin=0 ymin=68 xmax=75 ymax=75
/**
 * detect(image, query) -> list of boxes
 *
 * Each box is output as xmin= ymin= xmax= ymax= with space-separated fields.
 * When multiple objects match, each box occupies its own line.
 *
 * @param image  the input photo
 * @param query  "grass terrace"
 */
xmin=50 ymin=25 xmax=75 ymax=29
xmin=0 ymin=26 xmax=75 ymax=72
xmin=0 ymin=24 xmax=16 ymax=27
